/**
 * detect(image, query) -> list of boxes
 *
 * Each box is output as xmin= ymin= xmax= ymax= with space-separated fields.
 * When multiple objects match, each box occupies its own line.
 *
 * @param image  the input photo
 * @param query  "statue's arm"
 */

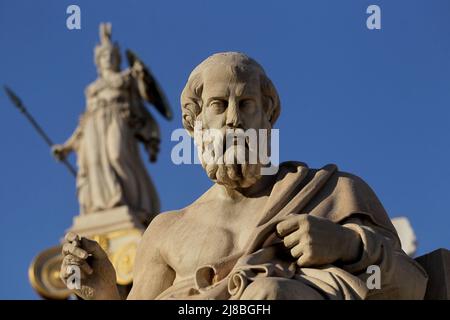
xmin=63 ymin=122 xmax=83 ymax=152
xmin=127 ymin=213 xmax=176 ymax=299
xmin=341 ymin=216 xmax=428 ymax=299
xmin=52 ymin=117 xmax=84 ymax=160
xmin=339 ymin=216 xmax=399 ymax=271
xmin=331 ymin=173 xmax=402 ymax=273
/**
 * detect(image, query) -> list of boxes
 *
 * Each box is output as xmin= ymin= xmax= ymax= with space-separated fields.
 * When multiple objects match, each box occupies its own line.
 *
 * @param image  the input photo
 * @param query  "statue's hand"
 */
xmin=51 ymin=144 xmax=70 ymax=161
xmin=276 ymin=214 xmax=362 ymax=267
xmin=60 ymin=232 xmax=120 ymax=300
xmin=130 ymin=59 xmax=145 ymax=79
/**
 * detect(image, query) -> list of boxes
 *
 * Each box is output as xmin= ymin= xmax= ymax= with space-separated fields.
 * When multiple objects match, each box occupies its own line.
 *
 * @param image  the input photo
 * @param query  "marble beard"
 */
xmin=195 ymin=128 xmax=265 ymax=189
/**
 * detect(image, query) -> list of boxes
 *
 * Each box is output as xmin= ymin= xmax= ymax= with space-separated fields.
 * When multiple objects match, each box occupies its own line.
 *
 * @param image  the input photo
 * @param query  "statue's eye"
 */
xmin=209 ymin=100 xmax=227 ymax=113
xmin=239 ymin=99 xmax=256 ymax=113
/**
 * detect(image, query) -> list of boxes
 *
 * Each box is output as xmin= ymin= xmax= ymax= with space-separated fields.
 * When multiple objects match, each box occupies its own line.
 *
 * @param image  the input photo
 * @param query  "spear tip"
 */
xmin=3 ymin=85 xmax=24 ymax=111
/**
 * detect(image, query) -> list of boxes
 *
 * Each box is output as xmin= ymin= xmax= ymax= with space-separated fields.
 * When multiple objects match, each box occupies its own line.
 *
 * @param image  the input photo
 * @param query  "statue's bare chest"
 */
xmin=162 ymin=198 xmax=267 ymax=279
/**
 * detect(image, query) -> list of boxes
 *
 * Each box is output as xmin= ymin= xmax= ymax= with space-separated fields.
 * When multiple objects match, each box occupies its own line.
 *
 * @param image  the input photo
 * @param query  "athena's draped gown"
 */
xmin=67 ymin=70 xmax=160 ymax=220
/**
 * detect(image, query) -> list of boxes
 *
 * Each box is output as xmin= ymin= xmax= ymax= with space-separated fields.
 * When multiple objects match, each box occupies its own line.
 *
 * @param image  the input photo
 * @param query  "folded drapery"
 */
xmin=156 ymin=162 xmax=427 ymax=300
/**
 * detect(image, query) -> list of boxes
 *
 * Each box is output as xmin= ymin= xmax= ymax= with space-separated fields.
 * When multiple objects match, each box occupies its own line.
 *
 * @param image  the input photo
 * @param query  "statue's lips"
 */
xmin=223 ymin=132 xmax=251 ymax=145
xmin=222 ymin=137 xmax=250 ymax=156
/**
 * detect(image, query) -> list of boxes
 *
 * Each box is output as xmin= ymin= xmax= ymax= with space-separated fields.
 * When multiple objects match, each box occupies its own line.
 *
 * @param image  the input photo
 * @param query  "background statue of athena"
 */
xmin=52 ymin=23 xmax=172 ymax=220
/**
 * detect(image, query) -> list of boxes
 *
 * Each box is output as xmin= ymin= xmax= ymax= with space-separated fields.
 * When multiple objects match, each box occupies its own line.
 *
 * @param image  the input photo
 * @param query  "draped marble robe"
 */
xmin=64 ymin=70 xmax=160 ymax=217
xmin=155 ymin=162 xmax=428 ymax=300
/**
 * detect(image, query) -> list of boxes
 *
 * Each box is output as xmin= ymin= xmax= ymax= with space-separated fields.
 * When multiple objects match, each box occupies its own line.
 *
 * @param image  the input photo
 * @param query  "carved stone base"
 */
xmin=67 ymin=205 xmax=147 ymax=236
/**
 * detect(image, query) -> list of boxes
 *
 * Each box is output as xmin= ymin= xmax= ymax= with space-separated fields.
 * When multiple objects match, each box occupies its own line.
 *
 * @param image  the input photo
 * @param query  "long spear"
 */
xmin=4 ymin=85 xmax=77 ymax=177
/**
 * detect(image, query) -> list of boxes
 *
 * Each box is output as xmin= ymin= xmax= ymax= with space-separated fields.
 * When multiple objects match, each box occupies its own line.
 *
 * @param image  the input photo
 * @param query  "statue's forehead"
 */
xmin=201 ymin=65 xmax=260 ymax=96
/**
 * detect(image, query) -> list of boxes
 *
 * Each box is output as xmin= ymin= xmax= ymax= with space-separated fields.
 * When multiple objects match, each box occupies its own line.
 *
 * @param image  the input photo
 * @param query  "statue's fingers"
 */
xmin=61 ymin=264 xmax=79 ymax=282
xmin=296 ymin=250 xmax=314 ymax=267
xmin=276 ymin=216 xmax=300 ymax=237
xmin=61 ymin=255 xmax=93 ymax=277
xmin=60 ymin=255 xmax=79 ymax=280
xmin=62 ymin=243 xmax=72 ymax=257
xmin=283 ymin=229 xmax=301 ymax=248
xmin=290 ymin=243 xmax=303 ymax=259
xmin=63 ymin=254 xmax=84 ymax=266
xmin=62 ymin=242 xmax=89 ymax=259
xmin=60 ymin=259 xmax=71 ymax=281
xmin=65 ymin=232 xmax=80 ymax=244
xmin=79 ymin=261 xmax=94 ymax=275
xmin=80 ymin=237 xmax=107 ymax=258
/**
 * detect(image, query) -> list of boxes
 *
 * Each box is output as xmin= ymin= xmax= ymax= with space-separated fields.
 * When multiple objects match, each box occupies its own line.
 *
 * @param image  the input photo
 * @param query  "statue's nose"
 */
xmin=226 ymin=101 xmax=242 ymax=128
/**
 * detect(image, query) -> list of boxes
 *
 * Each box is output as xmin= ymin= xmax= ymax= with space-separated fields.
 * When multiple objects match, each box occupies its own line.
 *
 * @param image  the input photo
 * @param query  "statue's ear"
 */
xmin=260 ymin=74 xmax=280 ymax=125
xmin=181 ymin=76 xmax=203 ymax=136
xmin=182 ymin=99 xmax=202 ymax=136
xmin=264 ymin=96 xmax=274 ymax=123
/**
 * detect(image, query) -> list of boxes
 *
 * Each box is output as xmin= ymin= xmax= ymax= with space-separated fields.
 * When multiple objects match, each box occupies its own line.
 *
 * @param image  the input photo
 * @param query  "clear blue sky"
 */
xmin=1 ymin=0 xmax=449 ymax=299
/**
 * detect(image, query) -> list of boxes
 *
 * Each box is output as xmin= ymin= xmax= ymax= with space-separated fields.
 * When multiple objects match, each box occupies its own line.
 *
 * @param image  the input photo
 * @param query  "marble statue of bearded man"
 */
xmin=60 ymin=52 xmax=428 ymax=300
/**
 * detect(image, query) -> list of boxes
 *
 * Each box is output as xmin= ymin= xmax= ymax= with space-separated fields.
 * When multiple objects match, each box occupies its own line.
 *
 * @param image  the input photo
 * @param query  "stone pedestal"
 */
xmin=68 ymin=205 xmax=147 ymax=236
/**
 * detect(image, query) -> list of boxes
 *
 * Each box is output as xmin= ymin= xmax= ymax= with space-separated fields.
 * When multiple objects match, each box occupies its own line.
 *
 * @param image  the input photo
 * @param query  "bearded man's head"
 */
xmin=181 ymin=52 xmax=281 ymax=189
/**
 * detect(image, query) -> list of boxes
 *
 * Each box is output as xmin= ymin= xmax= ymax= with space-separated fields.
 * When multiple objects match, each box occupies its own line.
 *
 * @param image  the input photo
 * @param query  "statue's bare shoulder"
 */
xmin=130 ymin=200 xmax=215 ymax=299
xmin=140 ymin=193 xmax=216 ymax=249
xmin=139 ymin=210 xmax=181 ymax=250
xmin=129 ymin=210 xmax=180 ymax=299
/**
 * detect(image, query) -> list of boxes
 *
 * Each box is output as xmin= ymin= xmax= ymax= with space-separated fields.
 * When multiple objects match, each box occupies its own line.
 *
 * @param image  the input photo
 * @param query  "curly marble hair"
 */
xmin=180 ymin=52 xmax=281 ymax=135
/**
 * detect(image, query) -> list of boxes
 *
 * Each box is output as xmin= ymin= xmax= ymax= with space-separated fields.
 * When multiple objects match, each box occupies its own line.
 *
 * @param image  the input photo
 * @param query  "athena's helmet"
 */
xmin=94 ymin=23 xmax=121 ymax=72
